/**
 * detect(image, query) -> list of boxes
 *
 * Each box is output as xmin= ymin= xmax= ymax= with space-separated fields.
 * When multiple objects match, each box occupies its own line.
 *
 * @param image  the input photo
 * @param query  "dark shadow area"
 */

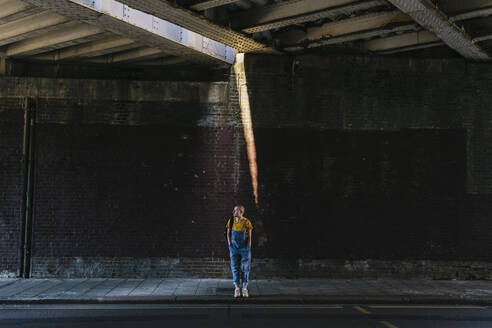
xmin=255 ymin=128 xmax=470 ymax=261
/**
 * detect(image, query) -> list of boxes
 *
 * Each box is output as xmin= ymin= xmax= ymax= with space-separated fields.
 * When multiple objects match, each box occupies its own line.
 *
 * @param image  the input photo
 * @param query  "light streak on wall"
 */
xmin=234 ymin=53 xmax=259 ymax=205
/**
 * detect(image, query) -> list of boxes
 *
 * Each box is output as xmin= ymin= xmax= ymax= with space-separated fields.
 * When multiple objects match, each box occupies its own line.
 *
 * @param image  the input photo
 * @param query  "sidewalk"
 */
xmin=0 ymin=279 xmax=490 ymax=305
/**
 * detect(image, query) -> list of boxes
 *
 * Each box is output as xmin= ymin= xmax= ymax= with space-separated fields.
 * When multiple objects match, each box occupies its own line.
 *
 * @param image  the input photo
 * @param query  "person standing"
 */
xmin=226 ymin=205 xmax=253 ymax=298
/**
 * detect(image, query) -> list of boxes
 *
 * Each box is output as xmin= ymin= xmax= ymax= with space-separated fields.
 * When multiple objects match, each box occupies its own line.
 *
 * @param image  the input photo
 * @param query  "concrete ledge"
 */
xmin=0 ymin=279 xmax=490 ymax=306
xmin=0 ymin=295 xmax=490 ymax=305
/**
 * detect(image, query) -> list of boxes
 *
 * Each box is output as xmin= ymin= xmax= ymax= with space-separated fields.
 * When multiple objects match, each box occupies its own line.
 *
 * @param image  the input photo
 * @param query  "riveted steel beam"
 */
xmin=386 ymin=0 xmax=490 ymax=60
xmin=107 ymin=0 xmax=273 ymax=53
xmin=21 ymin=0 xmax=240 ymax=65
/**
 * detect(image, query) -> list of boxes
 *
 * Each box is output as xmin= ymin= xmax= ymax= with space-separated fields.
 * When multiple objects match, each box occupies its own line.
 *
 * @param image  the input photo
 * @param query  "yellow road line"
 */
xmin=369 ymin=305 xmax=487 ymax=309
xmin=380 ymin=320 xmax=399 ymax=328
xmin=354 ymin=305 xmax=371 ymax=314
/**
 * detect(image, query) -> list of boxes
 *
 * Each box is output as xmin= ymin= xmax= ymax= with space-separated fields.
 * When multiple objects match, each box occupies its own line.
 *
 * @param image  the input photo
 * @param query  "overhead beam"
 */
xmin=0 ymin=11 xmax=71 ymax=46
xmin=231 ymin=0 xmax=361 ymax=30
xmin=354 ymin=7 xmax=492 ymax=55
xmin=6 ymin=23 xmax=105 ymax=57
xmin=277 ymin=11 xmax=412 ymax=46
xmin=0 ymin=0 xmax=33 ymax=20
xmin=284 ymin=23 xmax=419 ymax=52
xmin=110 ymin=0 xmax=273 ymax=53
xmin=190 ymin=0 xmax=241 ymax=11
xmin=243 ymin=0 xmax=387 ymax=34
xmin=32 ymin=36 xmax=137 ymax=60
xmin=378 ymin=41 xmax=444 ymax=54
xmin=363 ymin=30 xmax=440 ymax=52
xmin=22 ymin=0 xmax=241 ymax=64
xmin=281 ymin=5 xmax=492 ymax=52
xmin=386 ymin=0 xmax=490 ymax=60
xmin=0 ymin=0 xmax=44 ymax=24
xmin=0 ymin=51 xmax=6 ymax=76
xmin=450 ymin=6 xmax=492 ymax=22
xmin=133 ymin=56 xmax=187 ymax=66
xmin=249 ymin=0 xmax=268 ymax=5
xmin=474 ymin=34 xmax=492 ymax=43
xmin=92 ymin=47 xmax=165 ymax=63
xmin=362 ymin=29 xmax=492 ymax=55
xmin=235 ymin=0 xmax=252 ymax=10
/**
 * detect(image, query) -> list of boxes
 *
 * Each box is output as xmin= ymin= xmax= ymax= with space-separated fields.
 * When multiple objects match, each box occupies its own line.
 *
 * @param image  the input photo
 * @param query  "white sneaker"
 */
xmin=242 ymin=286 xmax=249 ymax=298
xmin=234 ymin=287 xmax=241 ymax=298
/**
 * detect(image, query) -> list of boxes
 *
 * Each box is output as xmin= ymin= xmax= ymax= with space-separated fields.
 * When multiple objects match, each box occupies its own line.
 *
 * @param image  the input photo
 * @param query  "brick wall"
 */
xmin=239 ymin=55 xmax=492 ymax=265
xmin=0 ymin=98 xmax=24 ymax=277
xmin=1 ymin=54 xmax=492 ymax=279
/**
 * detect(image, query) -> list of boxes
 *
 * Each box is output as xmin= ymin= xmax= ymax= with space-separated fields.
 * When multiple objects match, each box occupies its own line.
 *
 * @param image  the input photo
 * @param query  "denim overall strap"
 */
xmin=231 ymin=218 xmax=248 ymax=250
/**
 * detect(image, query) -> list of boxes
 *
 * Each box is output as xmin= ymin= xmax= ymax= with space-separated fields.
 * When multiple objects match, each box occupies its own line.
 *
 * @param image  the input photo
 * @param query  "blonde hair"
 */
xmin=234 ymin=205 xmax=245 ymax=212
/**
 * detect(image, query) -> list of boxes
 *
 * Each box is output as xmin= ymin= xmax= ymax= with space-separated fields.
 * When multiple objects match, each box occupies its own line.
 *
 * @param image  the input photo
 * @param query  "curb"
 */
xmin=0 ymin=295 xmax=490 ymax=305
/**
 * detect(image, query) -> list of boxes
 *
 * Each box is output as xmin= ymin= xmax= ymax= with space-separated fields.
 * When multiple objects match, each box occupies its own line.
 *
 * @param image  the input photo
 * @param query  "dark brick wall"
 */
xmin=253 ymin=128 xmax=469 ymax=260
xmin=33 ymin=123 xmax=239 ymax=259
xmin=0 ymin=98 xmax=24 ymax=277
xmin=1 ymin=54 xmax=492 ymax=278
xmin=241 ymin=55 xmax=492 ymax=263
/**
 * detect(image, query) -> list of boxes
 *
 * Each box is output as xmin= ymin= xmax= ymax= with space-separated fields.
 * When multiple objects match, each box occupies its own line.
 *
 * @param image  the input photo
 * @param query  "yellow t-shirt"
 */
xmin=226 ymin=217 xmax=253 ymax=232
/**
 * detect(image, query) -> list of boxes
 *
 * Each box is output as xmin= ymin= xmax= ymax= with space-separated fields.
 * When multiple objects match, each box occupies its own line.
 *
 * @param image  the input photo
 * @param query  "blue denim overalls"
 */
xmin=229 ymin=218 xmax=251 ymax=287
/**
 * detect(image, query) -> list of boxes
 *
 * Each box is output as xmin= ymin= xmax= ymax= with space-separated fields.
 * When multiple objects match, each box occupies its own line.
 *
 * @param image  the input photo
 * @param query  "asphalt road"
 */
xmin=0 ymin=303 xmax=490 ymax=327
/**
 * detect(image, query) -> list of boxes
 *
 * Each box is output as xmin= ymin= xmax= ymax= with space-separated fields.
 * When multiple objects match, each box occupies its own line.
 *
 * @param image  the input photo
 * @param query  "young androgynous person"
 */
xmin=226 ymin=205 xmax=253 ymax=298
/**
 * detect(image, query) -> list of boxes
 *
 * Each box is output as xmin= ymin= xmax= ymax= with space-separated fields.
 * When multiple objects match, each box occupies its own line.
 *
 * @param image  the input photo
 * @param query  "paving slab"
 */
xmin=37 ymin=279 xmax=87 ymax=298
xmin=0 ymin=279 xmax=489 ymax=305
xmin=84 ymin=279 xmax=123 ymax=297
xmin=129 ymin=279 xmax=161 ymax=296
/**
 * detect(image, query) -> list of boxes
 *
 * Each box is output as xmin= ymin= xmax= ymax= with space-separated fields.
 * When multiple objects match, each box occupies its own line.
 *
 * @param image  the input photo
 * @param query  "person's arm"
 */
xmin=248 ymin=229 xmax=252 ymax=247
xmin=227 ymin=228 xmax=231 ymax=246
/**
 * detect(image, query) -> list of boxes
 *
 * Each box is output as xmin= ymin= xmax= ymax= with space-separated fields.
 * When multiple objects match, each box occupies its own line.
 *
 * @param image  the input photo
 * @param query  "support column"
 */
xmin=19 ymin=98 xmax=36 ymax=278
xmin=0 ymin=52 xmax=6 ymax=76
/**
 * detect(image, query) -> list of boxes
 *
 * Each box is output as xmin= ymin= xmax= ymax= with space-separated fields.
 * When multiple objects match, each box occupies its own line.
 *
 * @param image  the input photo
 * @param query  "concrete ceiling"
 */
xmin=0 ymin=0 xmax=491 ymax=68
